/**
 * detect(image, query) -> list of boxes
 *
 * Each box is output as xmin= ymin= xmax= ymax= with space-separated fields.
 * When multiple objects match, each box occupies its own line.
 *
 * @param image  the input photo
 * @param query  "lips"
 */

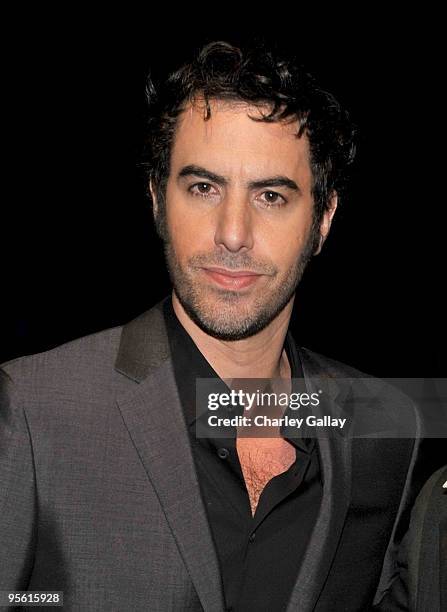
xmin=202 ymin=267 xmax=262 ymax=290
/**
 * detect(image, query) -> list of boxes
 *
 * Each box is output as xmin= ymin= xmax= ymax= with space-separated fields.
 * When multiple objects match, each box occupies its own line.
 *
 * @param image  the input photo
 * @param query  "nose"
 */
xmin=214 ymin=191 xmax=254 ymax=253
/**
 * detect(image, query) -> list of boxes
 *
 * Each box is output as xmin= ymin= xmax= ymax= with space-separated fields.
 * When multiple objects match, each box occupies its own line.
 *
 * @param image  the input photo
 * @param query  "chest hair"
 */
xmin=236 ymin=437 xmax=296 ymax=515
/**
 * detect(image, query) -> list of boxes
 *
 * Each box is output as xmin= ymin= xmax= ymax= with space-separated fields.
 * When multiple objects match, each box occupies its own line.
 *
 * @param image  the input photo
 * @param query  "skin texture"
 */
xmin=151 ymin=98 xmax=337 ymax=381
xmin=150 ymin=99 xmax=337 ymax=512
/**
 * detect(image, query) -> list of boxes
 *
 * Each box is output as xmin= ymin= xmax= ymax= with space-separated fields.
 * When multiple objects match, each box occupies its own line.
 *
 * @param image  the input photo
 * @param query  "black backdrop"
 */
xmin=2 ymin=14 xmax=445 ymax=379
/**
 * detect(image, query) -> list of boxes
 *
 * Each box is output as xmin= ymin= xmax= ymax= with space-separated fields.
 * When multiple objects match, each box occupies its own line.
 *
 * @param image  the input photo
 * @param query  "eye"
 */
xmin=258 ymin=190 xmax=287 ymax=207
xmin=188 ymin=182 xmax=218 ymax=198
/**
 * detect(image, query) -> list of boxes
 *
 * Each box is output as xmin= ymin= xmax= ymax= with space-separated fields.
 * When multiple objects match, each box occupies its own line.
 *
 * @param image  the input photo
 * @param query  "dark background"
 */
xmin=2 ymin=14 xmax=445 ymax=378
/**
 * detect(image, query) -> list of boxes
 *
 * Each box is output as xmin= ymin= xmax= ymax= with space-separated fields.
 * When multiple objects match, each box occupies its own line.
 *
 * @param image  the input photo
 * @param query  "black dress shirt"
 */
xmin=163 ymin=297 xmax=322 ymax=612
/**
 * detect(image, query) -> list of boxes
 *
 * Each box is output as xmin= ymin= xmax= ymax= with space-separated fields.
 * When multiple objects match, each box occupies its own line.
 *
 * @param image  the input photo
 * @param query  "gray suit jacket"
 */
xmin=0 ymin=299 xmax=437 ymax=611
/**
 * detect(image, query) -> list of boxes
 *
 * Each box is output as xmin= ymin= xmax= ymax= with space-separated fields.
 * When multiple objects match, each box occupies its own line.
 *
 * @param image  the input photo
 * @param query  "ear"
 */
xmin=149 ymin=179 xmax=159 ymax=222
xmin=313 ymin=191 xmax=338 ymax=256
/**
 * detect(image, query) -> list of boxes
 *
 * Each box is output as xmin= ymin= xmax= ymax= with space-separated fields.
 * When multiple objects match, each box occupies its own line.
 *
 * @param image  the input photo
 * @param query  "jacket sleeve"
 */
xmin=373 ymin=465 xmax=447 ymax=611
xmin=0 ymin=366 xmax=37 ymax=590
xmin=371 ymin=432 xmax=447 ymax=610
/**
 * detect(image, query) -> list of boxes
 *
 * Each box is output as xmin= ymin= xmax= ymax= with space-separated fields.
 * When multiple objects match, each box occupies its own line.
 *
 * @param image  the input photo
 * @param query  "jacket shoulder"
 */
xmin=297 ymin=345 xmax=373 ymax=378
xmin=0 ymin=323 xmax=124 ymax=387
xmin=0 ymin=299 xmax=168 ymax=403
xmin=297 ymin=344 xmax=423 ymax=438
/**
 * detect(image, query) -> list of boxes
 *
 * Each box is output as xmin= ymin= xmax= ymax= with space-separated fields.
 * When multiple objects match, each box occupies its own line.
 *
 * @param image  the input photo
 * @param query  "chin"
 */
xmin=187 ymin=312 xmax=268 ymax=341
xmin=176 ymin=287 xmax=290 ymax=342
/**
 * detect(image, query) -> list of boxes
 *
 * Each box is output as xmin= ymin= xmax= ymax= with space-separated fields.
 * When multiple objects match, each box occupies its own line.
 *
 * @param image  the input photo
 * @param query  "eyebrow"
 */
xmin=177 ymin=164 xmax=301 ymax=194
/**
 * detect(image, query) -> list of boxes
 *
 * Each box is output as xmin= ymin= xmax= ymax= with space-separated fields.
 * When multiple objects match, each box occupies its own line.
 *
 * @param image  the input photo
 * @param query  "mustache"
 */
xmin=188 ymin=252 xmax=277 ymax=276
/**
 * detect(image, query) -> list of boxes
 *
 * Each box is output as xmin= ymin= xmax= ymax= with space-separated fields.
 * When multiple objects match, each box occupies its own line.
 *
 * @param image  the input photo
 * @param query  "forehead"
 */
xmin=169 ymin=99 xmax=311 ymax=183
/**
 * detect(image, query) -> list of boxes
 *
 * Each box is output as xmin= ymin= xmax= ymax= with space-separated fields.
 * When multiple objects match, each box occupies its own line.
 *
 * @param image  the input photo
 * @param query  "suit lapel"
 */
xmin=286 ymin=348 xmax=352 ymax=612
xmin=114 ymin=300 xmax=353 ymax=612
xmin=115 ymin=300 xmax=225 ymax=612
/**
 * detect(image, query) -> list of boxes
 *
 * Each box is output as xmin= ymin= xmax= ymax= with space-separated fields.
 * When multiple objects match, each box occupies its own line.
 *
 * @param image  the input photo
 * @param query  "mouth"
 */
xmin=201 ymin=266 xmax=264 ymax=290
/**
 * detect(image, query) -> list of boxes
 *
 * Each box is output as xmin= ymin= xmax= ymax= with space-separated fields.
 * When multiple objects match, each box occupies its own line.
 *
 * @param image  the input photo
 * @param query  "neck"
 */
xmin=171 ymin=292 xmax=294 ymax=381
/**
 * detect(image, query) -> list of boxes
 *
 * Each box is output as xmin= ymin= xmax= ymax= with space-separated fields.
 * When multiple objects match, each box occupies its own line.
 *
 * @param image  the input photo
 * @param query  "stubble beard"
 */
xmin=162 ymin=222 xmax=319 ymax=341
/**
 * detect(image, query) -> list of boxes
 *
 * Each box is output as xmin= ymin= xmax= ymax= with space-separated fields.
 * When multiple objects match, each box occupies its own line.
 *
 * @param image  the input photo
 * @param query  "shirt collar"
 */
xmin=162 ymin=295 xmax=312 ymax=452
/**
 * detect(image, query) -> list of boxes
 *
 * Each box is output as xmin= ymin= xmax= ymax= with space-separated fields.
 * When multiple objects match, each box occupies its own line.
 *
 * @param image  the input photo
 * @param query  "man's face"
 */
xmin=154 ymin=99 xmax=335 ymax=340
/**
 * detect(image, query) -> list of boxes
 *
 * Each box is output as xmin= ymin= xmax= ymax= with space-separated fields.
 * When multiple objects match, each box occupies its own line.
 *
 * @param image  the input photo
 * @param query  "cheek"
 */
xmin=165 ymin=187 xmax=213 ymax=256
xmin=256 ymin=209 xmax=314 ymax=266
xmin=165 ymin=186 xmax=186 ymax=233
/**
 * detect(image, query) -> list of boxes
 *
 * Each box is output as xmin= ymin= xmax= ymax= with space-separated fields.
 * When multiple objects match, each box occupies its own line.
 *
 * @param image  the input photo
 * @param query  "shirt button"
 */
xmin=249 ymin=532 xmax=256 ymax=543
xmin=217 ymin=448 xmax=229 ymax=459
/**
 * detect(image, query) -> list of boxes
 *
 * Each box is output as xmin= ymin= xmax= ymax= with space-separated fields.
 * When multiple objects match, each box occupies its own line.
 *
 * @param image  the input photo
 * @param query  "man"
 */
xmin=0 ymin=41 xmax=441 ymax=610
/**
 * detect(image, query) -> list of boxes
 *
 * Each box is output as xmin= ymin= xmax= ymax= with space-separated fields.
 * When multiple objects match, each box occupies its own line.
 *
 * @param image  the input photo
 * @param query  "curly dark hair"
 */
xmin=142 ymin=40 xmax=356 ymax=232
